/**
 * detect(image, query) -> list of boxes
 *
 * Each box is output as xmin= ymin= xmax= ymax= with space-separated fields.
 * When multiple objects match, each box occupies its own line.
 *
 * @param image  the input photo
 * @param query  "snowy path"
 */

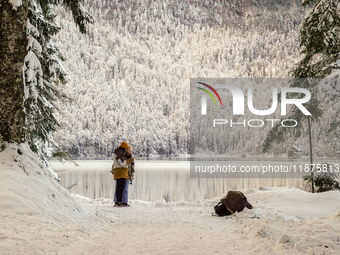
xmin=0 ymin=203 xmax=243 ymax=254
xmin=56 ymin=204 xmax=244 ymax=255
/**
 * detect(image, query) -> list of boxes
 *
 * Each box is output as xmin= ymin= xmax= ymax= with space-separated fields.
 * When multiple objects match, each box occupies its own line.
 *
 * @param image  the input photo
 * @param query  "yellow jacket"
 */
xmin=112 ymin=158 xmax=131 ymax=180
xmin=113 ymin=167 xmax=128 ymax=179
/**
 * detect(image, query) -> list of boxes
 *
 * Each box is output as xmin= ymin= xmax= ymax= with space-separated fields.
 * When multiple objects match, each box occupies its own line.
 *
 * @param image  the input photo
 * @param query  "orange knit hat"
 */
xmin=120 ymin=141 xmax=129 ymax=149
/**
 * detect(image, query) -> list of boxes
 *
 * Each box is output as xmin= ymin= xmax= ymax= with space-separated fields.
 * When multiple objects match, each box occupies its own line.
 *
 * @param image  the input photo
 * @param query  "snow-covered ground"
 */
xmin=1 ymin=144 xmax=340 ymax=254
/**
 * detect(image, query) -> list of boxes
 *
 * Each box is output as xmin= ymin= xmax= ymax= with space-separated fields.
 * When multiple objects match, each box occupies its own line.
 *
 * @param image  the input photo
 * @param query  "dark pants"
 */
xmin=115 ymin=178 xmax=126 ymax=203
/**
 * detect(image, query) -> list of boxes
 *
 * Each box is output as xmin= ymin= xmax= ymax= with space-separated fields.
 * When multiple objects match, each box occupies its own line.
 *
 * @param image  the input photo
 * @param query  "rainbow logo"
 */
xmin=196 ymin=82 xmax=222 ymax=106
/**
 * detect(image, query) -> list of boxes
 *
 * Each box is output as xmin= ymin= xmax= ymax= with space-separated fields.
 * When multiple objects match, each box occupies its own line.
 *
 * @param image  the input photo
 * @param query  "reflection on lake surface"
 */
xmin=50 ymin=160 xmax=305 ymax=202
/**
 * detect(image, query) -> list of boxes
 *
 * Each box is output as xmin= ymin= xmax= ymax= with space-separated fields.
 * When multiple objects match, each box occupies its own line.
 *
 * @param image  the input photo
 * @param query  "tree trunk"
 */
xmin=0 ymin=0 xmax=28 ymax=143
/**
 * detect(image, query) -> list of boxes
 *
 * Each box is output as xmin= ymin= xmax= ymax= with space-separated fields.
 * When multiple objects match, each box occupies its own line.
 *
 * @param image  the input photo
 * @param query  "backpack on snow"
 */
xmin=221 ymin=191 xmax=253 ymax=214
xmin=213 ymin=202 xmax=232 ymax=216
xmin=213 ymin=190 xmax=253 ymax=216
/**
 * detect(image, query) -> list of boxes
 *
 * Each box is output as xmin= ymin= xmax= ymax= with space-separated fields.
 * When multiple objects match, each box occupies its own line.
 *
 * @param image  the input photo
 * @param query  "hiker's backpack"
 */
xmin=213 ymin=202 xmax=232 ymax=216
xmin=221 ymin=191 xmax=253 ymax=214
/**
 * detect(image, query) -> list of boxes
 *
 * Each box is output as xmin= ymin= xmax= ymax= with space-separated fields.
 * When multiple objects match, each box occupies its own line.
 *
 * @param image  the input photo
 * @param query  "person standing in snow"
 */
xmin=113 ymin=145 xmax=135 ymax=206
xmin=126 ymin=145 xmax=135 ymax=185
xmin=111 ymin=141 xmax=131 ymax=207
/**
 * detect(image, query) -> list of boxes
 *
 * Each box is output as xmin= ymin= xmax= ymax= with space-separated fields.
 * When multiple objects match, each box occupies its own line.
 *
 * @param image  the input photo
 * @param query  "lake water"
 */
xmin=49 ymin=160 xmax=306 ymax=202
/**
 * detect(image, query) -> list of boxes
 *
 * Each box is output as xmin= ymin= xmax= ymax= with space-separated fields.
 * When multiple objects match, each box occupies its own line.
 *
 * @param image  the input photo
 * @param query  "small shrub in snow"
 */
xmin=304 ymin=163 xmax=340 ymax=192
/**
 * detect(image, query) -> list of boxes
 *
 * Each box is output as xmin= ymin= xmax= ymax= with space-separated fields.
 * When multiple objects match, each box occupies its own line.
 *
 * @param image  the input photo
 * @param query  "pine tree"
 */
xmin=24 ymin=1 xmax=66 ymax=156
xmin=263 ymin=0 xmax=340 ymax=154
xmin=0 ymin=0 xmax=93 ymax=158
xmin=263 ymin=0 xmax=340 ymax=192
xmin=293 ymin=0 xmax=340 ymax=78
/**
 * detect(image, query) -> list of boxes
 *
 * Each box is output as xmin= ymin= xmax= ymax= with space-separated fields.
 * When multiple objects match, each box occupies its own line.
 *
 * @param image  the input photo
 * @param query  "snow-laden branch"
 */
xmin=9 ymin=0 xmax=22 ymax=10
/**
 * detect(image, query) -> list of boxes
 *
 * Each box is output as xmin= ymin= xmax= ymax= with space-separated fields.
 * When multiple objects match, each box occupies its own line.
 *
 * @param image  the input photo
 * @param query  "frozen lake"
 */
xmin=49 ymin=160 xmax=306 ymax=202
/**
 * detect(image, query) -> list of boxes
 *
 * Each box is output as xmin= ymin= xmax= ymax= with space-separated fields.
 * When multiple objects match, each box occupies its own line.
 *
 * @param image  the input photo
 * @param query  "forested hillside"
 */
xmin=52 ymin=0 xmax=330 ymax=157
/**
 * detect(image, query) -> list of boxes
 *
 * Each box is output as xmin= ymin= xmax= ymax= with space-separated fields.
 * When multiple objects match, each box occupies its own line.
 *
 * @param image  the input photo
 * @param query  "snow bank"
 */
xmin=231 ymin=187 xmax=340 ymax=254
xmin=243 ymin=186 xmax=340 ymax=220
xmin=0 ymin=143 xmax=84 ymax=221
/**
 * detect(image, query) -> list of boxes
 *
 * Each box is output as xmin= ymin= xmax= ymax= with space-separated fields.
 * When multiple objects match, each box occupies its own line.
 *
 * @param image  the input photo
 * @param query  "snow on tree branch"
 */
xmin=9 ymin=0 xmax=22 ymax=10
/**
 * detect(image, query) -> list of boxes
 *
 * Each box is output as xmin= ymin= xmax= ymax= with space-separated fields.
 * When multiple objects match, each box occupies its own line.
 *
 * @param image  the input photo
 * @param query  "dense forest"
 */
xmin=51 ymin=0 xmax=337 ymax=157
